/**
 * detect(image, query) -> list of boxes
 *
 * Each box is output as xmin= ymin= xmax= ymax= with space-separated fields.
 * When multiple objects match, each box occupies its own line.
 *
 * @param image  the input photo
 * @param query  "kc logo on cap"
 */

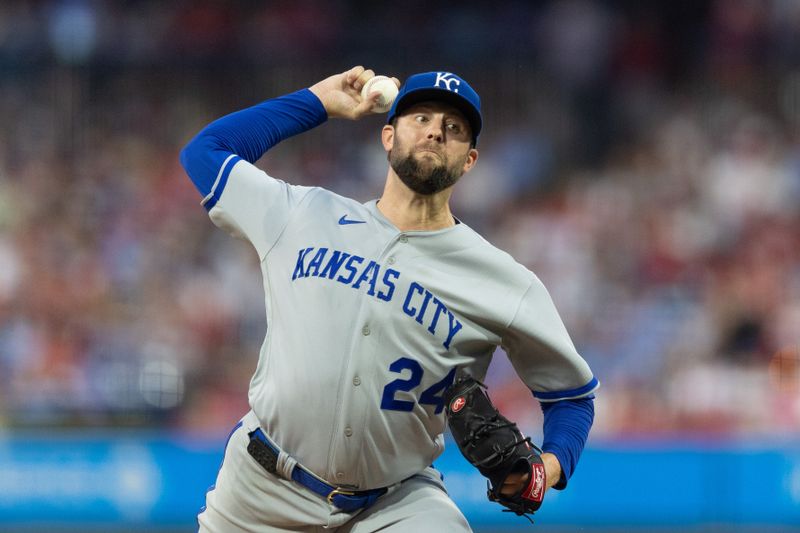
xmin=434 ymin=72 xmax=461 ymax=93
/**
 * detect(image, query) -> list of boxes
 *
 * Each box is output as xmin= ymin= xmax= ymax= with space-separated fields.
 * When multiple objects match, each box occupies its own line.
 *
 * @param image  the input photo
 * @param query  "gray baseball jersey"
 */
xmin=206 ymin=156 xmax=597 ymax=491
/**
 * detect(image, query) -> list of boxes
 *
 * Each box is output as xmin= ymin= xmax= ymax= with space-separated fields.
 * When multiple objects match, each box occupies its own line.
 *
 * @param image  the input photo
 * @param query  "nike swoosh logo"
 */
xmin=339 ymin=215 xmax=366 ymax=225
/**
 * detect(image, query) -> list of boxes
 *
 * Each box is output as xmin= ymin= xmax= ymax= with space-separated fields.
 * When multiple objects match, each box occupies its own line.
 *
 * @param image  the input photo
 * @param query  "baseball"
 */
xmin=361 ymin=75 xmax=399 ymax=113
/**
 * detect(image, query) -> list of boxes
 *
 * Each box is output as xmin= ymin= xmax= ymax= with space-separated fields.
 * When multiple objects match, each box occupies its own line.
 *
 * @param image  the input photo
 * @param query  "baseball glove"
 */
xmin=443 ymin=375 xmax=546 ymax=518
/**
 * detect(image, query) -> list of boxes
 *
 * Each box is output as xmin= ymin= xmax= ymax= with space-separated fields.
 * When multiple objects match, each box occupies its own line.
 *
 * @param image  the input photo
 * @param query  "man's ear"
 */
xmin=463 ymin=148 xmax=479 ymax=173
xmin=381 ymin=125 xmax=394 ymax=152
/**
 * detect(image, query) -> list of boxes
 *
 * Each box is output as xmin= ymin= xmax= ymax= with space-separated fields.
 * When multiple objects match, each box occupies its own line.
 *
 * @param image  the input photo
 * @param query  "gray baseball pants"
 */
xmin=198 ymin=413 xmax=472 ymax=532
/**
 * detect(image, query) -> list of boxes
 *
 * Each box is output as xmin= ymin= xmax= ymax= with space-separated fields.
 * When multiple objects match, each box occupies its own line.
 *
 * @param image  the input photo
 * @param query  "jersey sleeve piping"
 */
xmin=532 ymin=376 xmax=600 ymax=402
xmin=202 ymin=154 xmax=242 ymax=210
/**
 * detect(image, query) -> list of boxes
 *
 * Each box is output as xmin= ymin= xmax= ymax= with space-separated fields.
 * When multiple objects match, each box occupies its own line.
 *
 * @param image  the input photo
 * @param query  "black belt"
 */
xmin=247 ymin=428 xmax=387 ymax=512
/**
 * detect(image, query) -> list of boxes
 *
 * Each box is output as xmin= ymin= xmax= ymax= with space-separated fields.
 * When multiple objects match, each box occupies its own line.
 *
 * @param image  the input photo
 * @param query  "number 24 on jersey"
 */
xmin=380 ymin=357 xmax=456 ymax=415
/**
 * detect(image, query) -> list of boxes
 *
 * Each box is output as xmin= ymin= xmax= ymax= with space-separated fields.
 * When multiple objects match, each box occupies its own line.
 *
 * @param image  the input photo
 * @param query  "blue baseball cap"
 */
xmin=387 ymin=71 xmax=482 ymax=145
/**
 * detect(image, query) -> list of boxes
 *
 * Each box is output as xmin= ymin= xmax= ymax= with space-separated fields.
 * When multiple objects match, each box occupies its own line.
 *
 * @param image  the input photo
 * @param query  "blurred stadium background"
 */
xmin=0 ymin=0 xmax=799 ymax=531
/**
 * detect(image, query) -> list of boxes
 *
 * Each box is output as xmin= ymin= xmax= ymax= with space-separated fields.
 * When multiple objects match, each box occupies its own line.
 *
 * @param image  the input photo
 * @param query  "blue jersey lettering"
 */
xmin=444 ymin=311 xmax=463 ymax=350
xmin=377 ymin=269 xmax=400 ymax=302
xmin=320 ymin=250 xmax=350 ymax=279
xmin=337 ymin=255 xmax=364 ymax=285
xmin=292 ymin=247 xmax=315 ymax=280
xmin=306 ymin=248 xmax=329 ymax=277
xmin=289 ymin=248 xmax=463 ymax=349
xmin=427 ymin=297 xmax=447 ymax=335
xmin=400 ymin=281 xmax=464 ymax=349
xmin=352 ymin=260 xmax=379 ymax=296
xmin=403 ymin=282 xmax=424 ymax=317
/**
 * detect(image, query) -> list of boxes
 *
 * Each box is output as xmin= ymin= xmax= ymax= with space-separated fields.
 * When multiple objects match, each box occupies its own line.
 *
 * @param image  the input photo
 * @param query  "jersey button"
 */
xmin=362 ymin=325 xmax=370 ymax=336
xmin=353 ymin=376 xmax=361 ymax=386
xmin=398 ymin=235 xmax=408 ymax=244
xmin=387 ymin=256 xmax=396 ymax=265
xmin=336 ymin=472 xmax=345 ymax=480
xmin=344 ymin=427 xmax=353 ymax=437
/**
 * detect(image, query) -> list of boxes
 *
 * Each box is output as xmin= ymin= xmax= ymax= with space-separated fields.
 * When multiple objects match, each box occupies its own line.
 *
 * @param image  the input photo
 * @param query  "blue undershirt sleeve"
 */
xmin=179 ymin=88 xmax=327 ymax=207
xmin=539 ymin=395 xmax=595 ymax=490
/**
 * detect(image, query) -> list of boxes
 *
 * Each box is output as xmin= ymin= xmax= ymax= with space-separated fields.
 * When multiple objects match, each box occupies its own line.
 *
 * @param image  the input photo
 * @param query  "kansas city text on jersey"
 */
xmin=291 ymin=246 xmax=463 ymax=349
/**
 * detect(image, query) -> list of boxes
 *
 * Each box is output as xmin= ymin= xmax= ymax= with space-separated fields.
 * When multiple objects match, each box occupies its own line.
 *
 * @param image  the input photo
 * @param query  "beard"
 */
xmin=389 ymin=147 xmax=465 ymax=195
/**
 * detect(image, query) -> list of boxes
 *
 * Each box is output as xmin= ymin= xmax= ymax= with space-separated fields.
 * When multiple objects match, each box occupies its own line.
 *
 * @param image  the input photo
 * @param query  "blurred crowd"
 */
xmin=0 ymin=0 xmax=798 ymax=438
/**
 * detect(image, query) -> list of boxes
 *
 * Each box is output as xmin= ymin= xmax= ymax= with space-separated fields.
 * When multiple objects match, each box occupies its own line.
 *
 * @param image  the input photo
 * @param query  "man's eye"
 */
xmin=415 ymin=115 xmax=428 ymax=123
xmin=446 ymin=123 xmax=461 ymax=133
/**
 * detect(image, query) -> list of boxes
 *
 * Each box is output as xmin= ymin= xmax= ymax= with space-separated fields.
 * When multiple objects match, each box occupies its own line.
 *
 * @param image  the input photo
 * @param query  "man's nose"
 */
xmin=426 ymin=118 xmax=444 ymax=142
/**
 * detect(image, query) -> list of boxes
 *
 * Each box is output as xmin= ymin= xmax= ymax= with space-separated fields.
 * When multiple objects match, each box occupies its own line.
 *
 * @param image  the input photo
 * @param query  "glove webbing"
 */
xmin=463 ymin=418 xmax=532 ymax=469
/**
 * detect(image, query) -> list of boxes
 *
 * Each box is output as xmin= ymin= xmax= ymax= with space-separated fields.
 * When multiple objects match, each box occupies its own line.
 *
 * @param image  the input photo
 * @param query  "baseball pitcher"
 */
xmin=180 ymin=66 xmax=598 ymax=532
